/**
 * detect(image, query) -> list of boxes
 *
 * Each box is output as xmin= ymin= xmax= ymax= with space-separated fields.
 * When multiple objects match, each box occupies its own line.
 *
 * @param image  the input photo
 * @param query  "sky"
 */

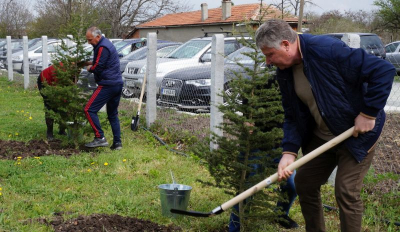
xmin=185 ymin=0 xmax=378 ymax=15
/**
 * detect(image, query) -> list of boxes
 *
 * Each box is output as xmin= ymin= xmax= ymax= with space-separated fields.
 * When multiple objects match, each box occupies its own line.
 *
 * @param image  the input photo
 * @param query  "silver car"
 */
xmin=385 ymin=41 xmax=400 ymax=74
xmin=122 ymin=35 xmax=246 ymax=98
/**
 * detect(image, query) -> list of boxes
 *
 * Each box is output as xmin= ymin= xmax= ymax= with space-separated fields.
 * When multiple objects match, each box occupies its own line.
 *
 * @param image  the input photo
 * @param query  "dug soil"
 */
xmin=0 ymin=139 xmax=81 ymax=159
xmin=47 ymin=213 xmax=181 ymax=232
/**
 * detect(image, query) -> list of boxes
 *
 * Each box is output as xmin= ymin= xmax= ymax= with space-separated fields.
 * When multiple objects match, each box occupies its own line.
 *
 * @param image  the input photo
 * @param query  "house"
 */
xmin=128 ymin=0 xmax=300 ymax=42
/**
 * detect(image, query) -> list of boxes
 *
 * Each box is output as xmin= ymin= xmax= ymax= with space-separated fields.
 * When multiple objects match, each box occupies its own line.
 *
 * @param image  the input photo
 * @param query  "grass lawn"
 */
xmin=0 ymin=72 xmax=398 ymax=231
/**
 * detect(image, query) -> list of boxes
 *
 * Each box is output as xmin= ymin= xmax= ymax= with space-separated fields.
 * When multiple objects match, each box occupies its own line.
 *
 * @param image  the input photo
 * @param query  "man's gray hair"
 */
xmin=87 ymin=26 xmax=102 ymax=37
xmin=255 ymin=19 xmax=297 ymax=50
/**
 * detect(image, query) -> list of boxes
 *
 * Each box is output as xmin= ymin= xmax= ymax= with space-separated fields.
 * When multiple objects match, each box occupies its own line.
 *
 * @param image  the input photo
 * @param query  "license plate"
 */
xmin=162 ymin=88 xmax=175 ymax=96
xmin=125 ymin=80 xmax=135 ymax=87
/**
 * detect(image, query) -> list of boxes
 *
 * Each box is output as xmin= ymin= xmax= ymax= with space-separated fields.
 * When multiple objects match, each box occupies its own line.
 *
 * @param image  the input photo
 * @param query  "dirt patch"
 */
xmin=374 ymin=113 xmax=400 ymax=175
xmin=0 ymin=139 xmax=84 ymax=159
xmin=46 ymin=213 xmax=181 ymax=232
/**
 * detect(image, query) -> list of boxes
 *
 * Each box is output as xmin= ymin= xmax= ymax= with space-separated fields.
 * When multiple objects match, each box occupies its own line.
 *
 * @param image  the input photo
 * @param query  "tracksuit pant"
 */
xmin=295 ymin=134 xmax=375 ymax=232
xmin=84 ymin=84 xmax=123 ymax=143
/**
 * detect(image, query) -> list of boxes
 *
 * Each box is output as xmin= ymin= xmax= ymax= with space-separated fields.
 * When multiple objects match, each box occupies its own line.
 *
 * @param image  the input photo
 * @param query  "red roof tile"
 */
xmin=137 ymin=3 xmax=298 ymax=28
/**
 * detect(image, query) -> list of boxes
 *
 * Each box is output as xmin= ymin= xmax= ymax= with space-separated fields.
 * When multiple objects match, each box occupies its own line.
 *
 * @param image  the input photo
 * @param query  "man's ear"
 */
xmin=281 ymin=40 xmax=290 ymax=48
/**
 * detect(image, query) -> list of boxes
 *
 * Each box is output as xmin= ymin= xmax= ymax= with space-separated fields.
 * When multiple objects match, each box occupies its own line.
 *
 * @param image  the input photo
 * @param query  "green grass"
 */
xmin=0 ymin=73 xmax=398 ymax=232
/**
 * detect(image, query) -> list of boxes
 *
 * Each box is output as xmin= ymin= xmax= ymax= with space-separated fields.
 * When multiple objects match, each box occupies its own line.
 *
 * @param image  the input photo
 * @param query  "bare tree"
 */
xmin=0 ymin=0 xmax=34 ymax=37
xmin=97 ymin=0 xmax=192 ymax=38
xmin=269 ymin=0 xmax=318 ymax=16
xmin=32 ymin=0 xmax=100 ymax=37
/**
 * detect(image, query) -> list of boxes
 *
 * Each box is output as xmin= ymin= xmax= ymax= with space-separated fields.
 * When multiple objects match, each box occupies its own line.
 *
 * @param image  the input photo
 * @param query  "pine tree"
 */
xmin=196 ymin=21 xmax=285 ymax=231
xmin=40 ymin=14 xmax=91 ymax=147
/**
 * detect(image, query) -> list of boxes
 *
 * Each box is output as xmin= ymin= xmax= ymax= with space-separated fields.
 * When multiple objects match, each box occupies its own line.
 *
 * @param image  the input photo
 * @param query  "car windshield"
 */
xmin=225 ymin=46 xmax=258 ymax=65
xmin=28 ymin=42 xmax=43 ymax=51
xmin=121 ymin=46 xmax=147 ymax=61
xmin=360 ymin=35 xmax=384 ymax=49
xmin=166 ymin=40 xmax=210 ymax=59
xmin=114 ymin=40 xmax=131 ymax=51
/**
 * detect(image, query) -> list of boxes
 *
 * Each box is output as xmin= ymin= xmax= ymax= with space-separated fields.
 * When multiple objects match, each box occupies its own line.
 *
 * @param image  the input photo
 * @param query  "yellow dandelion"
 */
xmin=39 ymin=162 xmax=42 ymax=165
xmin=17 ymin=157 xmax=22 ymax=160
xmin=34 ymin=157 xmax=40 ymax=159
xmin=91 ymin=162 xmax=95 ymax=165
xmin=8 ymin=134 xmax=11 ymax=137
xmin=16 ymin=110 xmax=19 ymax=113
xmin=87 ymin=169 xmax=92 ymax=172
xmin=21 ymin=110 xmax=24 ymax=112
xmin=29 ymin=117 xmax=32 ymax=120
xmin=123 ymin=159 xmax=127 ymax=162
xmin=0 ymin=187 xmax=2 ymax=191
xmin=104 ymin=162 xmax=109 ymax=166
xmin=15 ymin=132 xmax=18 ymax=136
xmin=17 ymin=162 xmax=21 ymax=165
xmin=0 ymin=192 xmax=2 ymax=196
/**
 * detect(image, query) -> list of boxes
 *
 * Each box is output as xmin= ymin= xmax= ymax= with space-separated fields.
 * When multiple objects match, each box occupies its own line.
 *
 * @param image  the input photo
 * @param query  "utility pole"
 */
xmin=297 ymin=0 xmax=305 ymax=32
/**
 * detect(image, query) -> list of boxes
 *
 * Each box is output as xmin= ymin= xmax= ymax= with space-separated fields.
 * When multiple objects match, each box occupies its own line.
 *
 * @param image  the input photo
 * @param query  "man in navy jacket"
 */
xmin=255 ymin=19 xmax=395 ymax=232
xmin=84 ymin=27 xmax=123 ymax=150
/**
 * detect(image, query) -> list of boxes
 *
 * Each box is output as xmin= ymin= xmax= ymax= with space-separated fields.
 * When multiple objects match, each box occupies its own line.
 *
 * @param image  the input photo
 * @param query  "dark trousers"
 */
xmin=295 ymin=134 xmax=375 ymax=232
xmin=84 ymin=84 xmax=123 ymax=143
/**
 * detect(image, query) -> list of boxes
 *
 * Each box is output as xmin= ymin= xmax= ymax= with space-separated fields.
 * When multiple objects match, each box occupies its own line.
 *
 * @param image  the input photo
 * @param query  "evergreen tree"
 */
xmin=196 ymin=23 xmax=285 ymax=231
xmin=41 ymin=14 xmax=91 ymax=147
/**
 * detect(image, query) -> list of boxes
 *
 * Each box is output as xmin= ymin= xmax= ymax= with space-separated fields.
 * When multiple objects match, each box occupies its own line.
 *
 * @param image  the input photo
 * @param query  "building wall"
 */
xmin=137 ymin=24 xmax=250 ymax=42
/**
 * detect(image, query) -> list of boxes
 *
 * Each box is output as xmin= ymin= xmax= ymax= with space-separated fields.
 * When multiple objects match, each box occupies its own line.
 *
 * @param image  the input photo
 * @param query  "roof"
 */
xmin=137 ymin=3 xmax=299 ymax=29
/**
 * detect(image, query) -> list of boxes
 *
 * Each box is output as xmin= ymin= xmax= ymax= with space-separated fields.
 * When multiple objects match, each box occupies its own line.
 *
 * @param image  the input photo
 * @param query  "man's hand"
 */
xmin=353 ymin=113 xmax=375 ymax=137
xmin=278 ymin=153 xmax=296 ymax=181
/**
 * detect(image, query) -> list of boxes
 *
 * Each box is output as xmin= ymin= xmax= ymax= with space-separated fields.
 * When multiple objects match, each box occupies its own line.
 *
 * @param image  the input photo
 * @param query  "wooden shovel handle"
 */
xmin=220 ymin=126 xmax=355 ymax=211
xmin=137 ymin=74 xmax=147 ymax=112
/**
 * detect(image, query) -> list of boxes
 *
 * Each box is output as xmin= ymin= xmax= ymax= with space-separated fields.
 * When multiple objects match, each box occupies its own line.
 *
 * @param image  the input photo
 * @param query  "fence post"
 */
xmin=42 ymin=36 xmax=48 ymax=70
xmin=210 ymin=34 xmax=225 ymax=150
xmin=6 ymin=36 xmax=12 ymax=81
xmin=146 ymin=33 xmax=157 ymax=127
xmin=23 ymin=36 xmax=29 ymax=89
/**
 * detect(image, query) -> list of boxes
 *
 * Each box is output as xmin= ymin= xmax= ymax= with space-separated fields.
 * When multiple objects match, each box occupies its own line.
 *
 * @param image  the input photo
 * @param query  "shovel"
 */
xmin=131 ymin=74 xmax=147 ymax=131
xmin=171 ymin=126 xmax=355 ymax=217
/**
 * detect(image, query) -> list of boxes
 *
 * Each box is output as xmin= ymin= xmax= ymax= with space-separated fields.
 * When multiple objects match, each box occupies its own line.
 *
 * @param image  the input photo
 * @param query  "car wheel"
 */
xmin=223 ymin=82 xmax=242 ymax=107
xmin=122 ymin=87 xmax=134 ymax=98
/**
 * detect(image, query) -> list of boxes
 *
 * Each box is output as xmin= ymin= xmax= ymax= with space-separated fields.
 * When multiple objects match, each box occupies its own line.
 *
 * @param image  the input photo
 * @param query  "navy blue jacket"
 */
xmin=89 ymin=37 xmax=123 ymax=86
xmin=277 ymin=34 xmax=395 ymax=162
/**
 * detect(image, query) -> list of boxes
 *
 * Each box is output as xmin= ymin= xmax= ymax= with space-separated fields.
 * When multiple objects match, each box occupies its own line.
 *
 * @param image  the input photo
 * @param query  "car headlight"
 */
xmin=12 ymin=55 xmax=23 ymax=61
xmin=139 ymin=65 xmax=146 ymax=74
xmin=186 ymin=79 xmax=211 ymax=87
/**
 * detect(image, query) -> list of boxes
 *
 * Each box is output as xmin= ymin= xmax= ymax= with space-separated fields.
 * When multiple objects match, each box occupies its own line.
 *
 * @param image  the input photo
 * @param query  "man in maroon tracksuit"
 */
xmin=84 ymin=27 xmax=123 ymax=150
xmin=37 ymin=63 xmax=66 ymax=140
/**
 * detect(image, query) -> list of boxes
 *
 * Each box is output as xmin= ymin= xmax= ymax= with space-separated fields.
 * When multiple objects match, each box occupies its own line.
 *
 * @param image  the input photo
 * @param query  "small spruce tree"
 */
xmin=40 ymin=14 xmax=91 ymax=147
xmin=195 ymin=21 xmax=285 ymax=231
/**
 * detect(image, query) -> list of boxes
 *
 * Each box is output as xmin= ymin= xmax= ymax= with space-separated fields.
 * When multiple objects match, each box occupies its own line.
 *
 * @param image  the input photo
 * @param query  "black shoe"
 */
xmin=47 ymin=132 xmax=54 ymax=141
xmin=85 ymin=137 xmax=109 ymax=148
xmin=110 ymin=142 xmax=122 ymax=150
xmin=276 ymin=215 xmax=299 ymax=229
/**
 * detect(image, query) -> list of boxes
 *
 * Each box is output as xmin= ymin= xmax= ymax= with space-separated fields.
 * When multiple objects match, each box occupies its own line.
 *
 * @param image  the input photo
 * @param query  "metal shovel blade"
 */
xmin=171 ymin=206 xmax=224 ymax=217
xmin=131 ymin=114 xmax=139 ymax=131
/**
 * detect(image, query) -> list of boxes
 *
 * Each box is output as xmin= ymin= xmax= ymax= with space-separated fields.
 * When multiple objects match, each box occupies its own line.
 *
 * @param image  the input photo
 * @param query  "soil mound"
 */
xmin=49 ymin=213 xmax=181 ymax=232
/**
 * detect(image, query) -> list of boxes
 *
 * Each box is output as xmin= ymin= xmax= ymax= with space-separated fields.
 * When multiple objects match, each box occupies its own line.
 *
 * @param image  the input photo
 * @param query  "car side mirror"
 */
xmin=200 ymin=53 xmax=212 ymax=63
